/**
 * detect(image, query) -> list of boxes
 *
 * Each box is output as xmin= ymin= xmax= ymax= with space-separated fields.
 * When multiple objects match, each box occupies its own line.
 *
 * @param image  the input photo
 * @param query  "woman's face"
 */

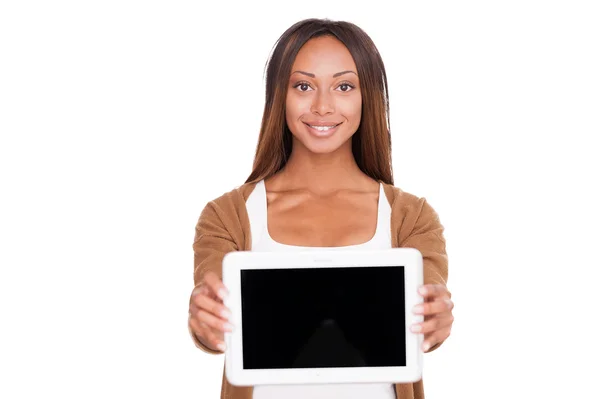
xmin=285 ymin=35 xmax=362 ymax=154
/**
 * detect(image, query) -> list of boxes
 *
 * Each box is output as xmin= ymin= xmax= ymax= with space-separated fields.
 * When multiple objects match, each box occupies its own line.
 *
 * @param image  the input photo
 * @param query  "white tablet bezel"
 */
xmin=222 ymin=248 xmax=424 ymax=386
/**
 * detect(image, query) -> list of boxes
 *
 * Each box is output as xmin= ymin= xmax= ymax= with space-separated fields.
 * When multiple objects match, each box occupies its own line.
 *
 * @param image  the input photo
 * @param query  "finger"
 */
xmin=194 ymin=291 xmax=232 ymax=321
xmin=204 ymin=328 xmax=226 ymax=352
xmin=413 ymin=298 xmax=453 ymax=316
xmin=195 ymin=309 xmax=234 ymax=333
xmin=190 ymin=284 xmax=209 ymax=305
xmin=189 ymin=310 xmax=206 ymax=334
xmin=189 ymin=310 xmax=212 ymax=339
xmin=198 ymin=321 xmax=226 ymax=351
xmin=418 ymin=284 xmax=450 ymax=299
xmin=189 ymin=315 xmax=226 ymax=352
xmin=411 ymin=313 xmax=454 ymax=335
xmin=192 ymin=284 xmax=209 ymax=297
xmin=189 ymin=302 xmax=205 ymax=327
xmin=203 ymin=271 xmax=229 ymax=301
xmin=190 ymin=302 xmax=214 ymax=331
xmin=422 ymin=325 xmax=452 ymax=352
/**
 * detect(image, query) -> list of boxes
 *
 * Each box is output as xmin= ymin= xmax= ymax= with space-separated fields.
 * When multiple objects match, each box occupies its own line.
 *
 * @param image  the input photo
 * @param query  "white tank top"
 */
xmin=247 ymin=180 xmax=396 ymax=399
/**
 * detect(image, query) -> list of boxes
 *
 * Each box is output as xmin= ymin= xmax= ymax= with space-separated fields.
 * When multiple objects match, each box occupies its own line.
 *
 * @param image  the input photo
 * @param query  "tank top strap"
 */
xmin=246 ymin=180 xmax=268 ymax=250
xmin=374 ymin=182 xmax=392 ymax=243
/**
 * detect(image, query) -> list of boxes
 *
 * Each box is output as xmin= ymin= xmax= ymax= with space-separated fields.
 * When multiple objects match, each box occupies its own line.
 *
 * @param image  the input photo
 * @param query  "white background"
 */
xmin=1 ymin=1 xmax=599 ymax=398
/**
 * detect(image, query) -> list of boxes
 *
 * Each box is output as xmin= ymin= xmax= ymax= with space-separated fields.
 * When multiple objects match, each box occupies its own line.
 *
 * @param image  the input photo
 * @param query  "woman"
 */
xmin=187 ymin=18 xmax=454 ymax=399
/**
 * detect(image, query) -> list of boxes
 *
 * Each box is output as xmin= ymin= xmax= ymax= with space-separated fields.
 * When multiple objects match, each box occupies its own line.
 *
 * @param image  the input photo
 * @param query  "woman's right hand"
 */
xmin=189 ymin=271 xmax=233 ymax=353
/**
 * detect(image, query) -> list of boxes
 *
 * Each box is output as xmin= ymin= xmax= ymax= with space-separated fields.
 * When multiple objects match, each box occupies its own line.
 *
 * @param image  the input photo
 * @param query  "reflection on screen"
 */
xmin=240 ymin=266 xmax=406 ymax=369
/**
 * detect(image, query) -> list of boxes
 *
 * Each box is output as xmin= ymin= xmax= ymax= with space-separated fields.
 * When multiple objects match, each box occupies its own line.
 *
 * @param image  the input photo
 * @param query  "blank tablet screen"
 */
xmin=240 ymin=266 xmax=406 ymax=369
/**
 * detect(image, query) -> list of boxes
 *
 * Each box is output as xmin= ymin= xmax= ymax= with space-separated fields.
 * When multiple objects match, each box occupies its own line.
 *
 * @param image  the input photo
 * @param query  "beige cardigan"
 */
xmin=188 ymin=181 xmax=449 ymax=399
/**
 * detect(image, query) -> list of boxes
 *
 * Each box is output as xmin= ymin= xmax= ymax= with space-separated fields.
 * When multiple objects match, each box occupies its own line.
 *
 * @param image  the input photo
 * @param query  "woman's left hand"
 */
xmin=411 ymin=284 xmax=454 ymax=352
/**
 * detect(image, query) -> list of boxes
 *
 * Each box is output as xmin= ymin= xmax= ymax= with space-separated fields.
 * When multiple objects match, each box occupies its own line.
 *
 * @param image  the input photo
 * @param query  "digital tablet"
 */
xmin=221 ymin=248 xmax=424 ymax=386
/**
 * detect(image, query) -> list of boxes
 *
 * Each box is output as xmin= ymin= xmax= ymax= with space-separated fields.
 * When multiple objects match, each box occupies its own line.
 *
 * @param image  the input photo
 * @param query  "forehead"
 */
xmin=291 ymin=36 xmax=357 ymax=76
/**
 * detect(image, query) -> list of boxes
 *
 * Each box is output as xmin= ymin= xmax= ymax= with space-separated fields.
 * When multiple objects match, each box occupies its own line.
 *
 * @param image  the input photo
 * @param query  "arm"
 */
xmin=399 ymin=197 xmax=449 ymax=353
xmin=188 ymin=200 xmax=239 ymax=354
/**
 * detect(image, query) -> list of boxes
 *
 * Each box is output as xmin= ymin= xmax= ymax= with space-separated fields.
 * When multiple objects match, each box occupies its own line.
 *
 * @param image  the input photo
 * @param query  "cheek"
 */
xmin=340 ymin=97 xmax=362 ymax=123
xmin=285 ymin=95 xmax=304 ymax=122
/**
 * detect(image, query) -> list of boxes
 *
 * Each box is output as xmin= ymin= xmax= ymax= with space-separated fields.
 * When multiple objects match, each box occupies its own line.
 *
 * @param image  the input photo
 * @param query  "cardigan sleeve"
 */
xmin=188 ymin=200 xmax=239 ymax=355
xmin=399 ymin=197 xmax=449 ymax=353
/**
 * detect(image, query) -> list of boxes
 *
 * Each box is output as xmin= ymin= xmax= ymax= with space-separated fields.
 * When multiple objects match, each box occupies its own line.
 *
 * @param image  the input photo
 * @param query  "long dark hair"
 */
xmin=245 ymin=18 xmax=393 ymax=185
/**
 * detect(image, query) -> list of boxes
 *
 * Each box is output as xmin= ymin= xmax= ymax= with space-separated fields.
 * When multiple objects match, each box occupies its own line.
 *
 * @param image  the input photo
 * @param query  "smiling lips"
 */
xmin=303 ymin=121 xmax=343 ymax=136
xmin=304 ymin=121 xmax=342 ymax=127
xmin=304 ymin=121 xmax=341 ymax=129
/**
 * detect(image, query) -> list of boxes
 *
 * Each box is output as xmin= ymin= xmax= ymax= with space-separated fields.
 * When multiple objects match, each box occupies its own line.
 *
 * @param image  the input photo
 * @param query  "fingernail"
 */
xmin=217 ymin=342 xmax=226 ymax=352
xmin=411 ymin=324 xmax=422 ymax=333
xmin=223 ymin=322 xmax=234 ymax=332
xmin=413 ymin=305 xmax=423 ymax=314
xmin=218 ymin=289 xmax=228 ymax=300
xmin=423 ymin=342 xmax=431 ymax=352
xmin=419 ymin=287 xmax=428 ymax=295
xmin=221 ymin=309 xmax=232 ymax=319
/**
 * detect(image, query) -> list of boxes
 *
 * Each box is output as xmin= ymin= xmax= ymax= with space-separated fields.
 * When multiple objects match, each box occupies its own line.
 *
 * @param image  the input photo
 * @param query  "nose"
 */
xmin=310 ymin=90 xmax=334 ymax=116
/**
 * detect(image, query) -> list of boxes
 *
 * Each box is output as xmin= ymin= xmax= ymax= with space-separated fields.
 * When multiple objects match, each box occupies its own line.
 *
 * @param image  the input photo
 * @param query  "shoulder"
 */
xmin=381 ymin=182 xmax=444 ymax=244
xmin=381 ymin=181 xmax=442 ymax=218
xmin=198 ymin=181 xmax=259 ymax=230
xmin=205 ymin=181 xmax=259 ymax=209
xmin=381 ymin=181 xmax=427 ymax=212
xmin=195 ymin=182 xmax=259 ymax=250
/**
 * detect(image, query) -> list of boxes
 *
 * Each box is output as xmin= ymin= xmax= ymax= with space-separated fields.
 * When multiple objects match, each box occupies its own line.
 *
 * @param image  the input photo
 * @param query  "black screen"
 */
xmin=240 ymin=266 xmax=406 ymax=369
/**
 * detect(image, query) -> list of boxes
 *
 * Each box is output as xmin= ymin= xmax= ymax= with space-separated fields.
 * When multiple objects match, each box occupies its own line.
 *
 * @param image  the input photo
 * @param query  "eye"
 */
xmin=292 ymin=81 xmax=356 ymax=93
xmin=293 ymin=81 xmax=312 ymax=92
xmin=336 ymin=81 xmax=356 ymax=92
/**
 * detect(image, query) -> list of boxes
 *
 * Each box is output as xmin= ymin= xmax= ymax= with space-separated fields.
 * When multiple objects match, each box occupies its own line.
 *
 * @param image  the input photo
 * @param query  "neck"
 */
xmin=274 ymin=138 xmax=368 ymax=192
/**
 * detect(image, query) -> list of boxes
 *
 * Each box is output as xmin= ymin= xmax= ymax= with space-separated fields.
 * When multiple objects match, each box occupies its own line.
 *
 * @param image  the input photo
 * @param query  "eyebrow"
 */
xmin=291 ymin=70 xmax=357 ymax=78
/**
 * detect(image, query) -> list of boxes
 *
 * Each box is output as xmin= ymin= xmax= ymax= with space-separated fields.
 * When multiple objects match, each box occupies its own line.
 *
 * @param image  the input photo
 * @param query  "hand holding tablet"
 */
xmin=221 ymin=248 xmax=428 ymax=386
xmin=411 ymin=283 xmax=454 ymax=353
xmin=189 ymin=271 xmax=232 ymax=353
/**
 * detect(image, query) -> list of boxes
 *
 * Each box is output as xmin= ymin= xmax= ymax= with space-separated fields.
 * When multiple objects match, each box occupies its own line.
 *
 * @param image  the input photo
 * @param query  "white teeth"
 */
xmin=309 ymin=124 xmax=338 ymax=131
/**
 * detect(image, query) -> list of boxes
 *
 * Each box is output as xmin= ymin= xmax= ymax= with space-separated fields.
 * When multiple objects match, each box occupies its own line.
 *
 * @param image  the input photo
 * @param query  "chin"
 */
xmin=296 ymin=135 xmax=352 ymax=154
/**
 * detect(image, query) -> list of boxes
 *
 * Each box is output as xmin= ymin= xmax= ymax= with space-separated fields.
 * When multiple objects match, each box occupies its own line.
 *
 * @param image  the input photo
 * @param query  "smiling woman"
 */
xmin=188 ymin=17 xmax=452 ymax=399
xmin=246 ymin=19 xmax=393 ymax=185
xmin=285 ymin=38 xmax=362 ymax=151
